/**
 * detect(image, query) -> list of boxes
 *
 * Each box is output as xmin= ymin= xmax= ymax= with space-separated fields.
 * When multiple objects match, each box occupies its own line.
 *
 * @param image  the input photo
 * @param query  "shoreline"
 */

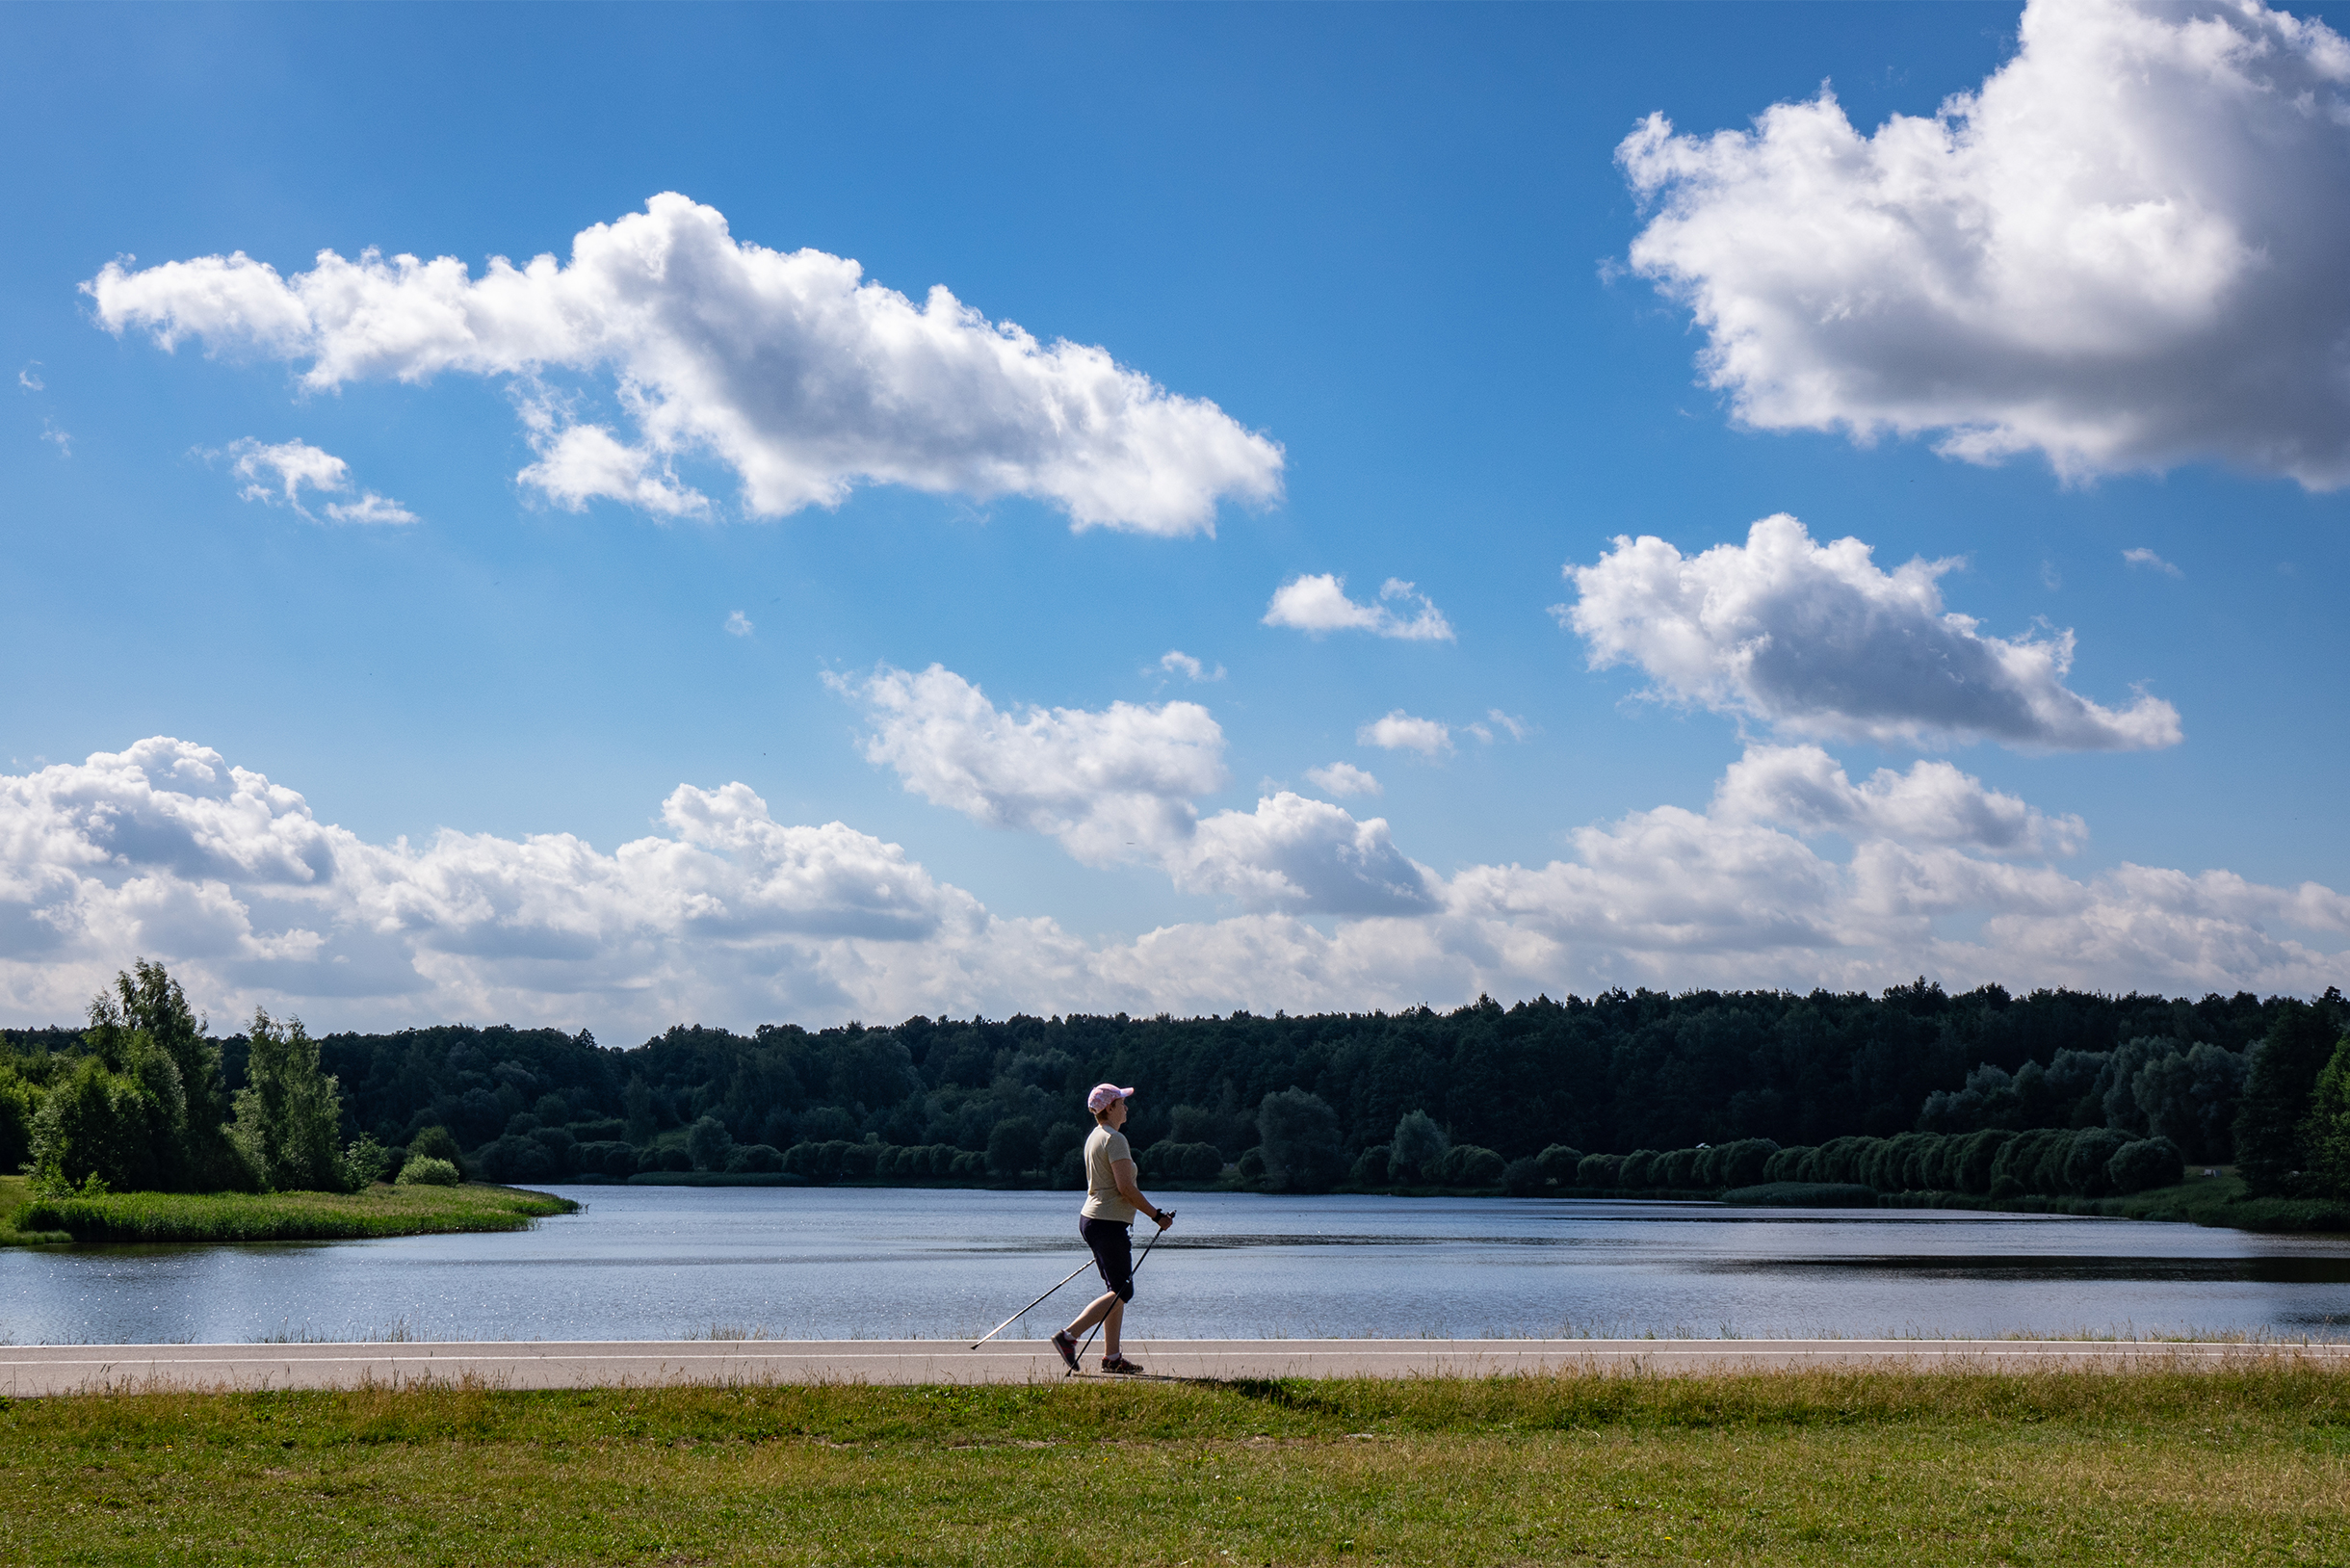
xmin=7 ymin=1168 xmax=2336 ymax=1245
xmin=562 ymin=1168 xmax=2350 ymax=1236
xmin=0 ymin=1179 xmax=576 ymax=1245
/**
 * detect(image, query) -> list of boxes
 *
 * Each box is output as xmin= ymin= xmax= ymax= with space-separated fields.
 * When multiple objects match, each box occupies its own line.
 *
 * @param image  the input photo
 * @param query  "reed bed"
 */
xmin=11 ymin=1183 xmax=576 ymax=1243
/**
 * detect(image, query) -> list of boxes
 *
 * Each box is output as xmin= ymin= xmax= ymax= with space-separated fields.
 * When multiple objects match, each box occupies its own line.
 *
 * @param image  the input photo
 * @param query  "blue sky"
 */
xmin=6 ymin=0 xmax=2349 ymax=1037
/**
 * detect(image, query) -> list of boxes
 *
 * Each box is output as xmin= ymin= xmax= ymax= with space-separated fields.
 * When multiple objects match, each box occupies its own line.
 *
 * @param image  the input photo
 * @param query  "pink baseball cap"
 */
xmin=1086 ymin=1083 xmax=1136 ymax=1111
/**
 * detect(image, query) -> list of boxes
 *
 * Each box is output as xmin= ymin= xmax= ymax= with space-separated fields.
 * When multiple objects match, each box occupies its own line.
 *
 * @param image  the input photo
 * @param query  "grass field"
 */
xmin=0 ymin=1175 xmax=575 ymax=1244
xmin=0 ymin=1369 xmax=2345 ymax=1563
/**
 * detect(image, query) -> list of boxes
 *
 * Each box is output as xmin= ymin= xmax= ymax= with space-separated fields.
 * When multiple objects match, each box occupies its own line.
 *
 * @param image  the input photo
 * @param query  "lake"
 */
xmin=4 ymin=1188 xmax=2348 ymax=1346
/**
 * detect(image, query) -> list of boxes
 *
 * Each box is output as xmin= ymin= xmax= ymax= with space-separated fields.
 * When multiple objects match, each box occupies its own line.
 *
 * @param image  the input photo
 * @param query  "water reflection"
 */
xmin=1 ymin=1188 xmax=2345 ymax=1345
xmin=1728 ymin=1255 xmax=2350 ymax=1284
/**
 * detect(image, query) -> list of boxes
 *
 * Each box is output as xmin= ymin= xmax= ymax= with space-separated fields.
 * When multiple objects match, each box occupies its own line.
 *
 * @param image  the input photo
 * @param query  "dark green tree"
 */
xmin=407 ymin=1125 xmax=462 ymax=1166
xmin=1533 ymin=1144 xmax=1584 ymax=1185
xmin=1711 ymin=1137 xmax=1779 ymax=1189
xmin=2134 ymin=1042 xmax=2246 ymax=1163
xmin=2107 ymin=1137 xmax=2183 ymax=1194
xmin=986 ymin=1115 xmax=1040 ymax=1177
xmin=2060 ymin=1128 xmax=2131 ymax=1196
xmin=1577 ymin=1152 xmax=1623 ymax=1188
xmin=2301 ymin=1037 xmax=2350 ymax=1198
xmin=0 ymin=1060 xmax=36 ymax=1174
xmin=101 ymin=959 xmax=244 ymax=1189
xmin=686 ymin=1115 xmax=734 ymax=1172
xmin=229 ymin=1010 xmax=349 ymax=1191
xmin=27 ymin=1055 xmax=165 ymax=1190
xmin=26 ymin=963 xmax=241 ymax=1192
xmin=2235 ymin=993 xmax=2345 ymax=1195
xmin=621 ymin=1076 xmax=657 ymax=1143
xmin=1258 ymin=1088 xmax=1345 ymax=1191
xmin=1991 ymin=1128 xmax=2064 ymax=1197
xmin=1387 ymin=1110 xmax=1449 ymax=1182
xmin=1953 ymin=1129 xmax=2014 ymax=1195
xmin=1439 ymin=1144 xmax=1506 ymax=1187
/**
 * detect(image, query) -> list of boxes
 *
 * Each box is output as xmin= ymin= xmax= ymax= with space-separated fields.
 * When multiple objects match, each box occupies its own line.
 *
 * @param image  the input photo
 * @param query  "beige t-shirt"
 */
xmin=1081 ymin=1125 xmax=1136 ymax=1222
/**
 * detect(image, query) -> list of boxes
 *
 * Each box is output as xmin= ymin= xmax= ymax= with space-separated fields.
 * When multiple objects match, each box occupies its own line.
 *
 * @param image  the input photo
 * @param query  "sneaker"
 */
xmin=1050 ymin=1331 xmax=1080 ymax=1372
xmin=1099 ymin=1354 xmax=1144 ymax=1375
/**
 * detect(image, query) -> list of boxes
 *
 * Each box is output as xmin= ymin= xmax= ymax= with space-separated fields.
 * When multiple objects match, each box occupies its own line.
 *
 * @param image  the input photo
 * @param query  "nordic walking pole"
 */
xmin=1069 ymin=1209 xmax=1175 ymax=1373
xmin=971 ymin=1258 xmax=1097 ymax=1349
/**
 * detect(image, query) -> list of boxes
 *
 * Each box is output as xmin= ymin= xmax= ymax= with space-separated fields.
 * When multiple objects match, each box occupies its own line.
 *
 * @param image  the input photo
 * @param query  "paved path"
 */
xmin=1 ymin=1338 xmax=2344 ymax=1395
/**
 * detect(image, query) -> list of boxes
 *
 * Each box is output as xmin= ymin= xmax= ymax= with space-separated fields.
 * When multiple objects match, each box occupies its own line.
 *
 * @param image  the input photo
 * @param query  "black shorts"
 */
xmin=1079 ymin=1215 xmax=1134 ymax=1301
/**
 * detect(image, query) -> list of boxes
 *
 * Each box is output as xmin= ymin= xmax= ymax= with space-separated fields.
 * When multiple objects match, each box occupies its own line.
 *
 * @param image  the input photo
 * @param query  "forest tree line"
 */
xmin=3 ymin=967 xmax=2347 ymax=1202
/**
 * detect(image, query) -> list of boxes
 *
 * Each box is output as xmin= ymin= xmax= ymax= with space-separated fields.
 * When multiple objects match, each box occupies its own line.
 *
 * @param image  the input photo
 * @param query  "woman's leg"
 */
xmin=1064 ymin=1290 xmax=1121 ymax=1337
xmin=1068 ymin=1216 xmax=1136 ymax=1363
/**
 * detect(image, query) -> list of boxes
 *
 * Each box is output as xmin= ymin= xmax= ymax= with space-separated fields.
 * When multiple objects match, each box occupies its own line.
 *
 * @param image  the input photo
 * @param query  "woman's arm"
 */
xmin=1110 ymin=1159 xmax=1172 ymax=1228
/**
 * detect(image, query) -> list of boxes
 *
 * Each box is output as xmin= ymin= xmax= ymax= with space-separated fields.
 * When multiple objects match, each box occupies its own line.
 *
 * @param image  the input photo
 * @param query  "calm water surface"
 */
xmin=5 ymin=1188 xmax=2349 ymax=1345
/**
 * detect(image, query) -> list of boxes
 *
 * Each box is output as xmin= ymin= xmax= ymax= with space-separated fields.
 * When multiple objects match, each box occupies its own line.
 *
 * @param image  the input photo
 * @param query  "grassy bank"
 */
xmin=6 ymin=1180 xmax=576 ymax=1243
xmin=1 ymin=1369 xmax=2346 ymax=1563
xmin=1870 ymin=1170 xmax=2350 ymax=1233
xmin=0 ymin=1176 xmax=69 ymax=1245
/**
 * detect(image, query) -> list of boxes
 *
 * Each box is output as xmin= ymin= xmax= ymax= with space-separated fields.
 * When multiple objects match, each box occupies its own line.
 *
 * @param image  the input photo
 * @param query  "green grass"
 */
xmin=2098 ymin=1170 xmax=2350 ymax=1231
xmin=0 ymin=1175 xmax=70 ymax=1244
xmin=7 ymin=1181 xmax=576 ymax=1243
xmin=1 ymin=1369 xmax=2347 ymax=1563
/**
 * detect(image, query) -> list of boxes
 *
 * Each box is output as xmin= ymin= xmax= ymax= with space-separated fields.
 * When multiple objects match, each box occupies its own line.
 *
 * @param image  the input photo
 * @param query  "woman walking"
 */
xmin=1052 ymin=1083 xmax=1174 ymax=1374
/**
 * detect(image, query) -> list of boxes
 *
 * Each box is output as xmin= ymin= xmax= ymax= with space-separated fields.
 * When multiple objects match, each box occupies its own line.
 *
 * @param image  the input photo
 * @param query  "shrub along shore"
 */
xmin=3 ymin=1369 xmax=2348 ymax=1563
xmin=0 ymin=1174 xmax=574 ymax=1245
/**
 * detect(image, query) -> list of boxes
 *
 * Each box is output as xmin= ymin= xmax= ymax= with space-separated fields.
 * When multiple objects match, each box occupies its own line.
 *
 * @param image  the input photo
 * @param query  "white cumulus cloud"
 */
xmin=1305 ymin=762 xmax=1381 ymax=798
xmin=229 ymin=437 xmax=347 ymax=508
xmin=724 ymin=611 xmax=754 ymax=638
xmin=2123 ymin=547 xmax=2183 ymax=578
xmin=832 ymin=664 xmax=1431 ymax=914
xmin=323 ymin=494 xmax=417 ymax=526
xmin=91 ymin=193 xmax=1284 ymax=535
xmin=1358 ymin=711 xmax=1452 ymax=757
xmin=1263 ymin=574 xmax=1453 ymax=641
xmin=222 ymin=437 xmax=415 ymax=525
xmin=514 ymin=404 xmax=709 ymax=519
xmin=1152 ymin=650 xmax=1223 ymax=683
xmin=834 ymin=663 xmax=1226 ymax=868
xmin=0 ymin=737 xmax=2341 ymax=1036
xmin=1618 ymin=0 xmax=2350 ymax=487
xmin=1711 ymin=744 xmax=2085 ymax=857
xmin=1180 ymin=794 xmax=1432 ymax=915
xmin=1562 ymin=513 xmax=2181 ymax=751
xmin=0 ymin=737 xmax=987 ymax=1033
